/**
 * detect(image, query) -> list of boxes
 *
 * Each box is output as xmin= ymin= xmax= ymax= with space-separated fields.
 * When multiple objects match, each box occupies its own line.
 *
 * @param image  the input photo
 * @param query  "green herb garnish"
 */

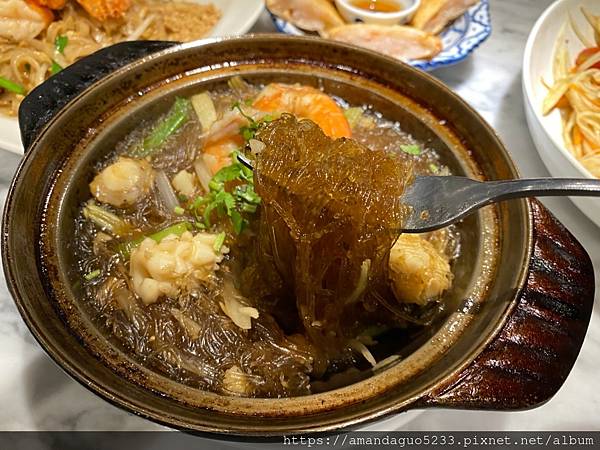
xmin=174 ymin=206 xmax=185 ymax=215
xmin=118 ymin=221 xmax=191 ymax=258
xmin=131 ymin=97 xmax=191 ymax=158
xmin=55 ymin=35 xmax=68 ymax=54
xmin=0 ymin=77 xmax=26 ymax=95
xmin=232 ymin=101 xmax=274 ymax=141
xmin=213 ymin=232 xmax=226 ymax=252
xmin=429 ymin=163 xmax=440 ymax=174
xmin=50 ymin=61 xmax=62 ymax=75
xmin=84 ymin=269 xmax=101 ymax=281
xmin=344 ymin=107 xmax=363 ymax=129
xmin=400 ymin=144 xmax=421 ymax=155
xmin=188 ymin=150 xmax=261 ymax=234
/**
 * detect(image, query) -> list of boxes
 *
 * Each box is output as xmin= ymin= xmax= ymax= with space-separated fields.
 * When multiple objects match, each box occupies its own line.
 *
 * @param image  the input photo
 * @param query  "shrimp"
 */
xmin=199 ymin=83 xmax=351 ymax=175
xmin=252 ymin=83 xmax=352 ymax=139
xmin=75 ymin=0 xmax=131 ymax=21
xmin=30 ymin=0 xmax=66 ymax=9
xmin=0 ymin=0 xmax=53 ymax=42
xmin=201 ymin=111 xmax=246 ymax=175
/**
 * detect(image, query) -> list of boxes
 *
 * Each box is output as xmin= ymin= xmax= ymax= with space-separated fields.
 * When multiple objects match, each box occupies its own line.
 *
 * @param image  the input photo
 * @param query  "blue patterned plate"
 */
xmin=270 ymin=0 xmax=491 ymax=71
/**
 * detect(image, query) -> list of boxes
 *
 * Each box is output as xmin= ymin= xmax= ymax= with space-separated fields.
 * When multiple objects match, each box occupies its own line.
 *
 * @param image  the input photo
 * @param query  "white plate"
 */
xmin=522 ymin=0 xmax=600 ymax=228
xmin=0 ymin=0 xmax=264 ymax=155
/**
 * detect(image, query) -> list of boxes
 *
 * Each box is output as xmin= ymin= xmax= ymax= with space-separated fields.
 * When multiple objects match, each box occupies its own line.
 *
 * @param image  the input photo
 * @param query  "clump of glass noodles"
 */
xmin=75 ymin=78 xmax=457 ymax=398
xmin=252 ymin=114 xmax=413 ymax=352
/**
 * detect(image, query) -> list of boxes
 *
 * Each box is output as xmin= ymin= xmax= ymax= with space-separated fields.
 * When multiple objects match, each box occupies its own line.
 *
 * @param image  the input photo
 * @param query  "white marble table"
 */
xmin=0 ymin=0 xmax=598 ymax=432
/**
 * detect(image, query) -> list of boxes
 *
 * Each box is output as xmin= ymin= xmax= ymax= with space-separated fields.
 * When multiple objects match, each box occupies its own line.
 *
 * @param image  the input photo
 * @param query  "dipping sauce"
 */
xmin=351 ymin=0 xmax=403 ymax=13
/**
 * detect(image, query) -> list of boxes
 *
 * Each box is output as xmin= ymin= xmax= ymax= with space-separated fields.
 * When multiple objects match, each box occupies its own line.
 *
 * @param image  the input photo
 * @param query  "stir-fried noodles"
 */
xmin=0 ymin=0 xmax=220 ymax=116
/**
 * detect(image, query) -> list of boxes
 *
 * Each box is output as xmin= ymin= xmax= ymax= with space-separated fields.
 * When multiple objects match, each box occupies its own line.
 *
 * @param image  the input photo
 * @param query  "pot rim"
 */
xmin=2 ymin=34 xmax=533 ymax=435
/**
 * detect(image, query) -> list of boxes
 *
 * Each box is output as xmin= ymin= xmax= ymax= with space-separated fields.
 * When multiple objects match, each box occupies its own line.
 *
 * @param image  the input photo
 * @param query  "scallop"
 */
xmin=322 ymin=24 xmax=443 ymax=61
xmin=388 ymin=233 xmax=453 ymax=305
xmin=89 ymin=157 xmax=155 ymax=208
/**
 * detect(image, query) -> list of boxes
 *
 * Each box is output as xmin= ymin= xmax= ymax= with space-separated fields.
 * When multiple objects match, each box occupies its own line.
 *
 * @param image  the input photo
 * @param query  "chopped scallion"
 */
xmin=84 ymin=269 xmax=101 ymax=281
xmin=429 ymin=163 xmax=440 ymax=174
xmin=83 ymin=201 xmax=130 ymax=235
xmin=0 ymin=77 xmax=26 ymax=95
xmin=400 ymin=144 xmax=421 ymax=155
xmin=118 ymin=221 xmax=191 ymax=258
xmin=344 ymin=107 xmax=363 ymax=129
xmin=191 ymin=92 xmax=217 ymax=131
xmin=50 ymin=61 xmax=62 ymax=75
xmin=131 ymin=97 xmax=191 ymax=158
xmin=174 ymin=206 xmax=185 ymax=215
xmin=55 ymin=35 xmax=68 ymax=54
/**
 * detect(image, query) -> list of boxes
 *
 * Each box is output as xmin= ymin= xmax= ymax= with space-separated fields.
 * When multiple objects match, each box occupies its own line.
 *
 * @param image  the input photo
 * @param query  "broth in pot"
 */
xmin=74 ymin=77 xmax=460 ymax=398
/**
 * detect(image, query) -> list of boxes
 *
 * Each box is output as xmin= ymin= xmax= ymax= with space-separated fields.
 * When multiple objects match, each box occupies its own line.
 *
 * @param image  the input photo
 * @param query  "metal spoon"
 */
xmin=400 ymin=175 xmax=600 ymax=232
xmin=236 ymin=154 xmax=600 ymax=233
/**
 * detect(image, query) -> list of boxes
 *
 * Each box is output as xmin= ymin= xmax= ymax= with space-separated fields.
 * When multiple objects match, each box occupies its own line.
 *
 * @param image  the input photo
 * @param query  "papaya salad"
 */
xmin=543 ymin=8 xmax=600 ymax=177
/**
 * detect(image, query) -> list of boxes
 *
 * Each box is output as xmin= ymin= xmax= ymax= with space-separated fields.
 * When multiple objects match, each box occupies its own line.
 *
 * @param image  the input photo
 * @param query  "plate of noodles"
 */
xmin=0 ymin=0 xmax=264 ymax=154
xmin=523 ymin=0 xmax=600 ymax=227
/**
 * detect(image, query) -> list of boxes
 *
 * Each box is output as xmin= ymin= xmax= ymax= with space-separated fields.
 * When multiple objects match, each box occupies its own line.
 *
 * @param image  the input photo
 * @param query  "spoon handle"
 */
xmin=402 ymin=176 xmax=600 ymax=233
xmin=483 ymin=178 xmax=600 ymax=203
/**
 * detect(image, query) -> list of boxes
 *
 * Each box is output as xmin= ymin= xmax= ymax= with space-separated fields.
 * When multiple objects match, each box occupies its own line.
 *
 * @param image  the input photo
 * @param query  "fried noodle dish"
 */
xmin=543 ymin=8 xmax=600 ymax=177
xmin=0 ymin=0 xmax=221 ymax=116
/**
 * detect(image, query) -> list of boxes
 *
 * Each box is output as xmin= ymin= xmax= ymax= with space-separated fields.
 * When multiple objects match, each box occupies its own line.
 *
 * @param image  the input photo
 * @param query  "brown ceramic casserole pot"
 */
xmin=2 ymin=35 xmax=595 ymax=436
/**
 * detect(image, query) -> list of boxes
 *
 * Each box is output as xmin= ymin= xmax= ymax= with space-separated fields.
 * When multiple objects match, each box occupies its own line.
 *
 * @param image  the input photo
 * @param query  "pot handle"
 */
xmin=19 ymin=40 xmax=176 ymax=152
xmin=421 ymin=199 xmax=595 ymax=410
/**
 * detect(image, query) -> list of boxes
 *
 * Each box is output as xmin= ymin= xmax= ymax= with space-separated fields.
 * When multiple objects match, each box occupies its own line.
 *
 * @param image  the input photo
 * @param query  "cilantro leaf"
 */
xmin=188 ymin=148 xmax=261 ymax=234
xmin=230 ymin=210 xmax=244 ymax=234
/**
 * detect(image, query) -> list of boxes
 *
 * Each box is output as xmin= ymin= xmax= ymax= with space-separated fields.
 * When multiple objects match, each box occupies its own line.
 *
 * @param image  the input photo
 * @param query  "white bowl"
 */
xmin=522 ymin=0 xmax=600 ymax=227
xmin=334 ymin=0 xmax=421 ymax=26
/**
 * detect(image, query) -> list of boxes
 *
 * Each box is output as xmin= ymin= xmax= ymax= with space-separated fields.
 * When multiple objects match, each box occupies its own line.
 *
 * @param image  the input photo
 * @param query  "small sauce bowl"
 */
xmin=334 ymin=0 xmax=421 ymax=26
